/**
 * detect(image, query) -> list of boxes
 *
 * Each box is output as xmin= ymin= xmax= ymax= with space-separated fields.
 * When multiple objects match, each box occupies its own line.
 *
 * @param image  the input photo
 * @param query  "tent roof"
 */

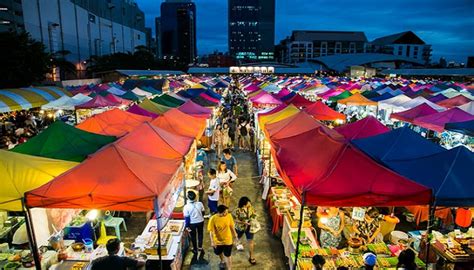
xmin=378 ymin=95 xmax=412 ymax=111
xmin=457 ymin=101 xmax=474 ymax=114
xmin=0 ymin=87 xmax=71 ymax=113
xmin=271 ymin=128 xmax=431 ymax=206
xmin=304 ymin=101 xmax=345 ymax=121
xmin=284 ymin=94 xmax=314 ymax=107
xmin=105 ymin=93 xmax=132 ymax=106
xmin=11 ymin=121 xmax=115 ymax=162
xmin=391 ymin=103 xmax=438 ymax=123
xmin=250 ymin=92 xmax=283 ymax=105
xmin=127 ymin=104 xmax=159 ymax=118
xmin=445 ymin=119 xmax=474 ymax=136
xmin=191 ymin=95 xmax=219 ymax=107
xmin=75 ymin=95 xmax=119 ymax=109
xmin=258 ymin=104 xmax=300 ymax=128
xmin=151 ymin=108 xmax=207 ymax=139
xmin=436 ymin=95 xmax=472 ymax=109
xmin=338 ymin=93 xmax=378 ymax=106
xmin=138 ymin=98 xmax=172 ymax=114
xmin=131 ymin=87 xmax=153 ymax=97
xmin=413 ymin=107 xmax=474 ymax=133
xmin=76 ymin=109 xmax=151 ymax=137
xmin=335 ymin=116 xmax=390 ymax=140
xmin=401 ymin=96 xmax=446 ymax=111
xmin=329 ymin=91 xmax=352 ymax=102
xmin=1 ymin=150 xmax=77 ymax=211
xmin=386 ymin=146 xmax=474 ymax=206
xmin=152 ymin=94 xmax=185 ymax=107
xmin=120 ymin=91 xmax=142 ymax=101
xmin=178 ymin=100 xmax=212 ymax=118
xmin=25 ymin=144 xmax=181 ymax=211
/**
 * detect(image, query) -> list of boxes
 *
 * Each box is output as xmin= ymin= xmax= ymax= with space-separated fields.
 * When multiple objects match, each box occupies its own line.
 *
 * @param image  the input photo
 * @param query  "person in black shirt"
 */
xmin=91 ymin=238 xmax=145 ymax=270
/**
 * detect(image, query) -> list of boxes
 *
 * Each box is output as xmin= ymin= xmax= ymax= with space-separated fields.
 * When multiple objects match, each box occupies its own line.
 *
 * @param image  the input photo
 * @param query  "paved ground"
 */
xmin=181 ymin=150 xmax=288 ymax=270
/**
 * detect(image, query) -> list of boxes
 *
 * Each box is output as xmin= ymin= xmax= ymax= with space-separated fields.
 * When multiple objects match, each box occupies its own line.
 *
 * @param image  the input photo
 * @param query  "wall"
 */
xmin=61 ymin=78 xmax=101 ymax=87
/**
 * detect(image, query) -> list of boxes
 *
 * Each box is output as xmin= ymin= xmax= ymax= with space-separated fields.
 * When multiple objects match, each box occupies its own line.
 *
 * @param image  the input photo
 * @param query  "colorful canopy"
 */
xmin=458 ymin=101 xmax=474 ymax=115
xmin=77 ymin=108 xmax=151 ymax=137
xmin=11 ymin=121 xmax=116 ymax=162
xmin=258 ymin=104 xmax=299 ymax=128
xmin=75 ymin=95 xmax=119 ymax=109
xmin=335 ymin=116 xmax=390 ymax=140
xmin=120 ymin=91 xmax=142 ymax=101
xmin=401 ymin=96 xmax=446 ymax=111
xmin=178 ymin=100 xmax=212 ymax=118
xmin=329 ymin=91 xmax=352 ymax=102
xmin=284 ymin=94 xmax=314 ymax=107
xmin=127 ymin=104 xmax=159 ymax=118
xmin=0 ymin=87 xmax=71 ymax=112
xmin=25 ymin=144 xmax=181 ymax=211
xmin=445 ymin=119 xmax=474 ymax=136
xmin=138 ymin=98 xmax=172 ymax=114
xmin=391 ymin=103 xmax=438 ymax=123
xmin=413 ymin=107 xmax=474 ymax=133
xmin=338 ymin=93 xmax=378 ymax=106
xmin=152 ymin=94 xmax=185 ymax=107
xmin=131 ymin=87 xmax=153 ymax=97
xmin=436 ymin=95 xmax=472 ymax=109
xmin=151 ymin=108 xmax=207 ymax=139
xmin=304 ymin=101 xmax=345 ymax=121
xmin=1 ymin=150 xmax=77 ymax=211
xmin=105 ymin=93 xmax=132 ymax=106
xmin=250 ymin=92 xmax=283 ymax=105
xmin=270 ymin=128 xmax=431 ymax=206
xmin=41 ymin=95 xmax=92 ymax=111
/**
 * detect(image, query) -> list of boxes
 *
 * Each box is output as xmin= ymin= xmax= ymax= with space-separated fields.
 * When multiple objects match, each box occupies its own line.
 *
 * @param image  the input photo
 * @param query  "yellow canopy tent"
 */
xmin=0 ymin=150 xmax=78 ymax=211
xmin=258 ymin=104 xmax=300 ymax=129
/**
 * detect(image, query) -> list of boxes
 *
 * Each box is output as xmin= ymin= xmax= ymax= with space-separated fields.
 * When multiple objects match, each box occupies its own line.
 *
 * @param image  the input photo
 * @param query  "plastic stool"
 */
xmin=104 ymin=217 xmax=127 ymax=240
xmin=96 ymin=221 xmax=116 ymax=245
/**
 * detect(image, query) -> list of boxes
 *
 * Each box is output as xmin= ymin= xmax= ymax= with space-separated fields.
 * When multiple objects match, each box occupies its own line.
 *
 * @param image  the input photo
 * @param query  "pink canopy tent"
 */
xmin=244 ymin=84 xmax=260 ymax=92
xmin=105 ymin=93 xmax=132 ymax=106
xmin=284 ymin=94 xmax=314 ymax=108
xmin=320 ymin=89 xmax=343 ymax=100
xmin=178 ymin=100 xmax=212 ymax=118
xmin=413 ymin=107 xmax=474 ymax=133
xmin=250 ymin=92 xmax=283 ymax=105
xmin=390 ymin=103 xmax=438 ymax=123
xmin=335 ymin=116 xmax=390 ymax=140
xmin=436 ymin=95 xmax=472 ymax=109
xmin=75 ymin=95 xmax=120 ymax=109
xmin=274 ymin=88 xmax=292 ymax=100
xmin=127 ymin=104 xmax=159 ymax=118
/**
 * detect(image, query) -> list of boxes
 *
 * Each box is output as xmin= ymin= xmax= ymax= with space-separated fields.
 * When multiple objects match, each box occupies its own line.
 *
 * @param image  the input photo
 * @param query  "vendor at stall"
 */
xmin=317 ymin=207 xmax=344 ymax=248
xmin=91 ymin=238 xmax=145 ymax=270
xmin=352 ymin=208 xmax=382 ymax=244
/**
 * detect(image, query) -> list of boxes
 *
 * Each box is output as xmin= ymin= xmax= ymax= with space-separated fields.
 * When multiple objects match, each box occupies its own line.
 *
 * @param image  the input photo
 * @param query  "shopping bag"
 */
xmin=249 ymin=219 xmax=261 ymax=234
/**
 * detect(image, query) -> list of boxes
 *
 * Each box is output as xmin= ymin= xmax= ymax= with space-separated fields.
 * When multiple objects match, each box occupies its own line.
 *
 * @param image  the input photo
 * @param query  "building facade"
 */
xmin=228 ymin=0 xmax=275 ymax=62
xmin=160 ymin=0 xmax=197 ymax=65
xmin=155 ymin=17 xmax=162 ymax=58
xmin=276 ymin=30 xmax=368 ymax=64
xmin=2 ymin=0 xmax=146 ymax=65
xmin=0 ymin=0 xmax=24 ymax=33
xmin=367 ymin=31 xmax=431 ymax=64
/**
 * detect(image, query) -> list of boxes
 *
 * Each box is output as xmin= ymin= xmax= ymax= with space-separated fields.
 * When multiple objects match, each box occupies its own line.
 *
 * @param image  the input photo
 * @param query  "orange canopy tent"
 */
xmin=151 ymin=108 xmax=207 ymax=139
xmin=338 ymin=93 xmax=378 ymax=106
xmin=76 ymin=108 xmax=151 ymax=137
xmin=115 ymin=122 xmax=194 ymax=160
xmin=304 ymin=101 xmax=346 ymax=121
xmin=25 ymin=144 xmax=182 ymax=211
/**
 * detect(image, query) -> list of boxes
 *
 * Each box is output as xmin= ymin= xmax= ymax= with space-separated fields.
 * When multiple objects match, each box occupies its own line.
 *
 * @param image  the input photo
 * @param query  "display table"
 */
xmin=405 ymin=206 xmax=453 ymax=226
xmin=281 ymin=215 xmax=318 ymax=268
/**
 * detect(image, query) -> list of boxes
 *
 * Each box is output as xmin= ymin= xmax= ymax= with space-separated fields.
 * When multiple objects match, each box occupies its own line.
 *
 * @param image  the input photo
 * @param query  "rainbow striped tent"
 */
xmin=0 ymin=86 xmax=71 ymax=112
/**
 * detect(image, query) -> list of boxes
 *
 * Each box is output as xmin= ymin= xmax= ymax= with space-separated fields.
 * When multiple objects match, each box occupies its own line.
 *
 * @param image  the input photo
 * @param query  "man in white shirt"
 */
xmin=206 ymin=169 xmax=220 ymax=215
xmin=183 ymin=191 xmax=205 ymax=258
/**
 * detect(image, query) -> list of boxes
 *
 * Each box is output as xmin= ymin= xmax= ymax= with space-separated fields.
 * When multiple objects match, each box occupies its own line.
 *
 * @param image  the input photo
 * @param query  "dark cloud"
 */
xmin=137 ymin=0 xmax=474 ymax=62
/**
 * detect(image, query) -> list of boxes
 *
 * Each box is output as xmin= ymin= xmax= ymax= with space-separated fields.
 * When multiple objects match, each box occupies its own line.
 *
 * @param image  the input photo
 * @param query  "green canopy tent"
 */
xmin=138 ymin=99 xmax=172 ymax=114
xmin=11 ymin=121 xmax=116 ymax=162
xmin=120 ymin=91 xmax=143 ymax=101
xmin=152 ymin=94 xmax=185 ymax=107
xmin=329 ymin=90 xmax=352 ymax=102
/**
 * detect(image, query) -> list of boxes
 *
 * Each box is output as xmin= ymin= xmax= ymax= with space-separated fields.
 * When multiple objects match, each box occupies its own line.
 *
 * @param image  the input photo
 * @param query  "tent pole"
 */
xmin=22 ymin=200 xmax=41 ymax=269
xmin=424 ymin=199 xmax=436 ymax=265
xmin=154 ymin=197 xmax=163 ymax=270
xmin=293 ymin=191 xmax=306 ymax=270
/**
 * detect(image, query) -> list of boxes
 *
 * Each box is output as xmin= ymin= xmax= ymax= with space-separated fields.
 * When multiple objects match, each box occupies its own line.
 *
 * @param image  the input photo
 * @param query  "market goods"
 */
xmin=0 ymin=253 xmax=10 ymax=260
xmin=72 ymin=262 xmax=86 ymax=270
xmin=367 ymin=242 xmax=391 ymax=255
xmin=296 ymin=259 xmax=313 ymax=270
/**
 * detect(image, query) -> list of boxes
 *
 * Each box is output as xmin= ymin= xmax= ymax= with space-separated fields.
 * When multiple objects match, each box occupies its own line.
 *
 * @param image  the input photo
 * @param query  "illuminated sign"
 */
xmin=229 ymin=66 xmax=275 ymax=74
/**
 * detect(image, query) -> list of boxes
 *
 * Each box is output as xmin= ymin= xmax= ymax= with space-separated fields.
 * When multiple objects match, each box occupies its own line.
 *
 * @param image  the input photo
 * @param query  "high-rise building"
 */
xmin=1 ymin=0 xmax=147 ymax=65
xmin=228 ymin=0 xmax=275 ymax=62
xmin=160 ymin=0 xmax=197 ymax=64
xmin=155 ymin=17 xmax=162 ymax=58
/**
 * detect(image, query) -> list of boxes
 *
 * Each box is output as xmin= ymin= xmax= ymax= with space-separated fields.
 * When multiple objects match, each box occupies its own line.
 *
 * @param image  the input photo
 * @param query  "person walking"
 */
xmin=205 ymin=169 xmax=220 ymax=215
xmin=222 ymin=123 xmax=231 ymax=149
xmin=221 ymin=148 xmax=238 ymax=175
xmin=217 ymin=161 xmax=237 ymax=207
xmin=212 ymin=124 xmax=224 ymax=160
xmin=183 ymin=191 xmax=205 ymax=260
xmin=208 ymin=205 xmax=238 ymax=270
xmin=233 ymin=197 xmax=257 ymax=265
xmin=238 ymin=119 xmax=249 ymax=151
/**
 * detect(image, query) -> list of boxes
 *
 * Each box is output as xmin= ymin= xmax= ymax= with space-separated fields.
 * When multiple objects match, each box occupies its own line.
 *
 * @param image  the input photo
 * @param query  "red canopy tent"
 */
xmin=270 ymin=128 xmax=432 ymax=206
xmin=436 ymin=95 xmax=472 ymax=109
xmin=76 ymin=108 xmax=151 ymax=137
xmin=105 ymin=93 xmax=132 ymax=106
xmin=390 ymin=103 xmax=438 ymax=123
xmin=304 ymin=101 xmax=345 ymax=121
xmin=284 ymin=94 xmax=314 ymax=108
xmin=151 ymin=108 xmax=207 ymax=139
xmin=75 ymin=95 xmax=119 ymax=109
xmin=413 ymin=107 xmax=474 ymax=133
xmin=335 ymin=116 xmax=389 ymax=140
xmin=178 ymin=100 xmax=212 ymax=118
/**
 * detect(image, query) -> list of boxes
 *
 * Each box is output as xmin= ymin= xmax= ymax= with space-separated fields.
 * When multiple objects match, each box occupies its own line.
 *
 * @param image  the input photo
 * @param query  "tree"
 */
xmin=51 ymin=50 xmax=77 ymax=80
xmin=0 ymin=31 xmax=51 ymax=88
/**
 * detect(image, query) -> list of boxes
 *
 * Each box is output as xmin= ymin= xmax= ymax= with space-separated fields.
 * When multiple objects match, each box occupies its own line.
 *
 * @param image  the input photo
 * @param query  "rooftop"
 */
xmin=380 ymin=68 xmax=474 ymax=77
xmin=371 ymin=31 xmax=426 ymax=45
xmin=291 ymin=30 xmax=368 ymax=42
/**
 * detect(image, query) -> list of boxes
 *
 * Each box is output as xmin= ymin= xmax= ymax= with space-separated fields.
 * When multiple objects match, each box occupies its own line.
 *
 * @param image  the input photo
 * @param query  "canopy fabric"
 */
xmin=391 ymin=103 xmax=438 ymax=123
xmin=304 ymin=101 xmax=345 ymax=121
xmin=178 ymin=100 xmax=212 ymax=118
xmin=335 ymin=116 xmax=390 ymax=140
xmin=270 ymin=128 xmax=431 ymax=206
xmin=105 ymin=94 xmax=132 ymax=106
xmin=167 ymin=92 xmax=189 ymax=102
xmin=120 ymin=91 xmax=142 ymax=101
xmin=258 ymin=105 xmax=299 ymax=128
xmin=127 ymin=104 xmax=159 ymax=118
xmin=401 ymin=96 xmax=446 ymax=111
xmin=75 ymin=95 xmax=119 ymax=109
xmin=11 ymin=121 xmax=115 ymax=162
xmin=151 ymin=108 xmax=207 ymax=139
xmin=352 ymin=126 xmax=445 ymax=161
xmin=152 ymin=94 xmax=185 ymax=107
xmin=25 ymin=144 xmax=181 ymax=211
xmin=413 ymin=108 xmax=474 ymax=133
xmin=445 ymin=119 xmax=474 ymax=136
xmin=329 ymin=91 xmax=352 ymax=102
xmin=0 ymin=150 xmax=78 ymax=211
xmin=386 ymin=146 xmax=474 ymax=206
xmin=458 ymin=101 xmax=474 ymax=115
xmin=191 ymin=95 xmax=219 ymax=107
xmin=378 ymin=95 xmax=412 ymax=111
xmin=107 ymin=87 xmax=126 ymax=96
xmin=132 ymin=87 xmax=153 ymax=97
xmin=338 ymin=93 xmax=378 ymax=106
xmin=198 ymin=92 xmax=220 ymax=104
xmin=274 ymin=88 xmax=292 ymax=99
xmin=138 ymin=98 xmax=172 ymax=114
xmin=116 ymin=122 xmax=193 ymax=160
xmin=0 ymin=87 xmax=71 ymax=112
xmin=249 ymin=92 xmax=283 ymax=105
xmin=436 ymin=95 xmax=472 ymax=109
xmin=41 ymin=96 xmax=79 ymax=111
xmin=247 ymin=89 xmax=263 ymax=98
xmin=284 ymin=94 xmax=314 ymax=107
xmin=77 ymin=109 xmax=151 ymax=137
xmin=428 ymin=94 xmax=448 ymax=103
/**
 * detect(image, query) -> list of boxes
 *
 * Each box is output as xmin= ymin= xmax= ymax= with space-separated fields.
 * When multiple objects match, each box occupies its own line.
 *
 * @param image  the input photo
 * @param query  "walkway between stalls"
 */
xmin=182 ymin=150 xmax=287 ymax=270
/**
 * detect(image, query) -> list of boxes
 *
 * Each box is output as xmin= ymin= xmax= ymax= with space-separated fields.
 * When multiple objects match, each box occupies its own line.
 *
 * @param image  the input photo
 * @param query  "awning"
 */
xmin=0 ymin=87 xmax=71 ymax=112
xmin=335 ymin=116 xmax=389 ymax=140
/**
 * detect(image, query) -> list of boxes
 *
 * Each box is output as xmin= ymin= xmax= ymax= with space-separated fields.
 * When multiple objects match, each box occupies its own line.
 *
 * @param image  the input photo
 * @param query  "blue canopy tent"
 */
xmin=445 ymin=119 xmax=474 ymax=137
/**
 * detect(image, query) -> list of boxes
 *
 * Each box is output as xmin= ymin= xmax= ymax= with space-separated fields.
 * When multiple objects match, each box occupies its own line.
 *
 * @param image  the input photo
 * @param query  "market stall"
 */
xmin=334 ymin=116 xmax=390 ymax=140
